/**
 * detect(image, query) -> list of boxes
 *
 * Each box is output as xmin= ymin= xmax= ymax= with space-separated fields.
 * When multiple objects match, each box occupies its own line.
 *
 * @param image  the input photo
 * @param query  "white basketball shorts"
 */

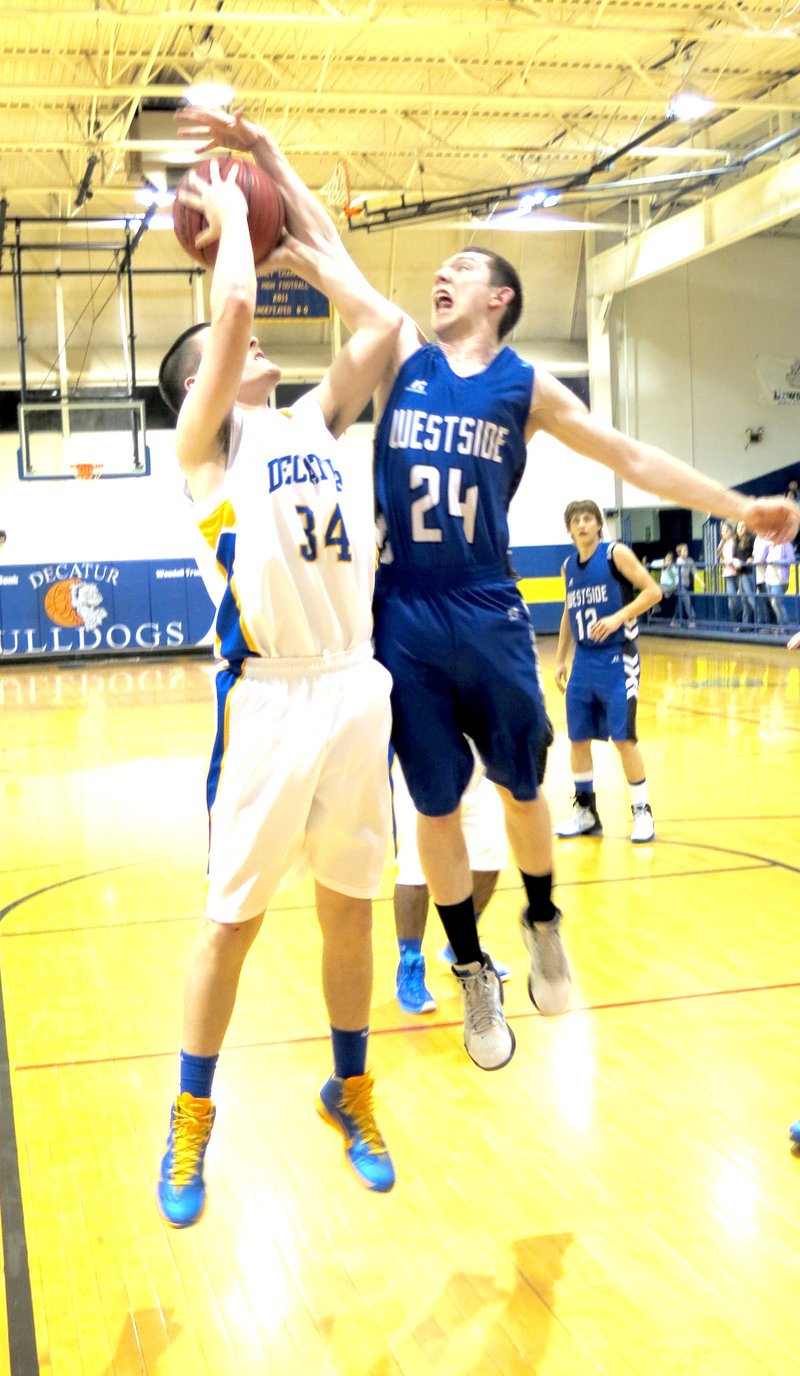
xmin=391 ymin=747 xmax=507 ymax=886
xmin=206 ymin=644 xmax=393 ymax=922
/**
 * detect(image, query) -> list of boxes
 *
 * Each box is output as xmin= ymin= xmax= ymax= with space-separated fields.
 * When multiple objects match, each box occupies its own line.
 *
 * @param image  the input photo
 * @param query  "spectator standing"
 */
xmin=752 ymin=532 xmax=774 ymax=625
xmin=733 ymin=521 xmax=756 ymax=626
xmin=674 ymin=543 xmax=696 ymax=627
xmin=658 ymin=551 xmax=678 ymax=624
xmin=765 ymin=540 xmax=794 ymax=628
xmin=717 ymin=521 xmax=741 ymax=624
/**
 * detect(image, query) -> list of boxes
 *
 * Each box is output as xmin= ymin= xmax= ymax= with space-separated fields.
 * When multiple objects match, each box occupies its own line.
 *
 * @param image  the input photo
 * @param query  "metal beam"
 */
xmin=586 ymin=147 xmax=800 ymax=295
xmin=7 ymin=6 xmax=800 ymax=43
xmin=2 ymin=83 xmax=800 ymax=116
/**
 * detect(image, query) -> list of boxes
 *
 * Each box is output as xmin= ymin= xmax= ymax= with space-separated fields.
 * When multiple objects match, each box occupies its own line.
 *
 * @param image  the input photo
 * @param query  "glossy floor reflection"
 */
xmin=1 ymin=636 xmax=799 ymax=1376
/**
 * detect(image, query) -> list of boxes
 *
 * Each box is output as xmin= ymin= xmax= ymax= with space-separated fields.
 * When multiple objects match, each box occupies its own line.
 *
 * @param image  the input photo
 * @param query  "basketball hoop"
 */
xmin=70 ymin=462 xmax=103 ymax=481
xmin=319 ymin=159 xmax=361 ymax=221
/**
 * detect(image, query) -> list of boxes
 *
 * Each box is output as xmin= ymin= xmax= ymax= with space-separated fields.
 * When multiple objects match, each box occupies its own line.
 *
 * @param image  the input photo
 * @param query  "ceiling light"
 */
xmin=669 ymin=93 xmax=715 ymax=121
xmin=184 ymin=79 xmax=235 ymax=109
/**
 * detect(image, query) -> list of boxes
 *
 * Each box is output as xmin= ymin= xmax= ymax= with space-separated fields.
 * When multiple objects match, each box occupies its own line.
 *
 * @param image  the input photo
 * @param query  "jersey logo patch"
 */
xmin=405 ymin=379 xmax=428 ymax=395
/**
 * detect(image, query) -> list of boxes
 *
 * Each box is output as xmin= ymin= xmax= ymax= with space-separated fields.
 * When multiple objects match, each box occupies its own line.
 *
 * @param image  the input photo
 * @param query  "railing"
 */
xmin=643 ymin=559 xmax=799 ymax=639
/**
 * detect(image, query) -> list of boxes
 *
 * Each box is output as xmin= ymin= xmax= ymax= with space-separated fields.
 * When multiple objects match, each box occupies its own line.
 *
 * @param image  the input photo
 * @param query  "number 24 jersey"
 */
xmin=374 ymin=343 xmax=534 ymax=578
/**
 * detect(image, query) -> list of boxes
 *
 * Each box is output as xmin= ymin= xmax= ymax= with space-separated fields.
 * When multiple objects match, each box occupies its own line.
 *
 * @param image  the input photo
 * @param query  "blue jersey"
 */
xmin=374 ymin=343 xmax=533 ymax=581
xmin=564 ymin=540 xmax=637 ymax=652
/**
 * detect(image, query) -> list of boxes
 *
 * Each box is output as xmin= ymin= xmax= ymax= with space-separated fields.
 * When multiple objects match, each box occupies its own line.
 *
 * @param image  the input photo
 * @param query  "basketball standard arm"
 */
xmin=266 ymin=234 xmax=403 ymax=437
xmin=530 ymin=369 xmax=800 ymax=544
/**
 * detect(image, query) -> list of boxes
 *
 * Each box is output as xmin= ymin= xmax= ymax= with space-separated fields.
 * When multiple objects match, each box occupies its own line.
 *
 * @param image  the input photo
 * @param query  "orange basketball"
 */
xmin=44 ymin=579 xmax=82 ymax=627
xmin=173 ymin=155 xmax=286 ymax=268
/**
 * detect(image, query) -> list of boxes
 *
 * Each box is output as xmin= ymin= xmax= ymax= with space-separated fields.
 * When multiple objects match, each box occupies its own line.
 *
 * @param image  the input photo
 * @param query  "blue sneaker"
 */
xmin=789 ymin=1118 xmax=800 ymax=1146
xmin=157 ymin=1092 xmax=216 ymax=1227
xmin=317 ymin=1072 xmax=395 ymax=1192
xmin=440 ymin=943 xmax=511 ymax=982
xmin=396 ymin=950 xmax=436 ymax=1014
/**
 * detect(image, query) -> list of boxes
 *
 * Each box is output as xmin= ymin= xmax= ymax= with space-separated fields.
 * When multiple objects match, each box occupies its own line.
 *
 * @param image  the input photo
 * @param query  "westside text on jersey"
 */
xmin=387 ymin=409 xmax=509 ymax=464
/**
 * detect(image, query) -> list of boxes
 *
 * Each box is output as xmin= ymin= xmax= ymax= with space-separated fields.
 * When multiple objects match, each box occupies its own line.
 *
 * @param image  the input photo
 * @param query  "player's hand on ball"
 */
xmin=178 ymin=159 xmax=245 ymax=249
xmin=175 ymin=105 xmax=260 ymax=154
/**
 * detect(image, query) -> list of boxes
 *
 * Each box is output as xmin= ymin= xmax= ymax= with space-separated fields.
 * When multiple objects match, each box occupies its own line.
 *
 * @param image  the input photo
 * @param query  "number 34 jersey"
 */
xmin=374 ymin=343 xmax=534 ymax=579
xmin=192 ymin=395 xmax=375 ymax=663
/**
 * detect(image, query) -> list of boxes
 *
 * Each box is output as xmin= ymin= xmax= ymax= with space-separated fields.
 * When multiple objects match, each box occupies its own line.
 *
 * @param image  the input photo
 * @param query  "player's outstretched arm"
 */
xmin=175 ymin=162 xmax=255 ymax=497
xmin=176 ymin=105 xmax=344 ymax=257
xmin=267 ymin=234 xmax=403 ymax=437
xmin=531 ymin=370 xmax=800 ymax=545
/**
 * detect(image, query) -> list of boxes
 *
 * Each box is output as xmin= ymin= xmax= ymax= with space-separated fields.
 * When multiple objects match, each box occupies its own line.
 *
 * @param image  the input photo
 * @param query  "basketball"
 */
xmin=173 ymin=155 xmax=286 ymax=268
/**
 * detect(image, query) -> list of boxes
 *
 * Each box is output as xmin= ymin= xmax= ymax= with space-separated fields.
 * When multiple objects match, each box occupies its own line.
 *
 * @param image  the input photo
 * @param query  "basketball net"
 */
xmin=319 ymin=159 xmax=361 ymax=221
xmin=70 ymin=462 xmax=103 ymax=481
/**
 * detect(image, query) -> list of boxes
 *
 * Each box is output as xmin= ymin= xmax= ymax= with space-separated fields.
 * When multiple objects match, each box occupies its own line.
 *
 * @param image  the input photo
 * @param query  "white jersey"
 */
xmin=192 ymin=394 xmax=375 ymax=662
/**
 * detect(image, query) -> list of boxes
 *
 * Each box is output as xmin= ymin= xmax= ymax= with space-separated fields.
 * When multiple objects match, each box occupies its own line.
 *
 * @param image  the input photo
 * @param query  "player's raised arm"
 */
xmin=176 ymin=105 xmax=422 ymax=386
xmin=173 ymin=162 xmax=255 ymax=491
xmin=176 ymin=105 xmax=344 ymax=256
xmin=265 ymin=234 xmax=403 ymax=437
xmin=530 ymin=368 xmax=800 ymax=544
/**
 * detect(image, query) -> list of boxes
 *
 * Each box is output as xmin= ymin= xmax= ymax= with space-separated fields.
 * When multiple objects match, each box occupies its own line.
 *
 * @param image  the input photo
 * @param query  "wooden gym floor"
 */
xmin=1 ymin=634 xmax=799 ymax=1376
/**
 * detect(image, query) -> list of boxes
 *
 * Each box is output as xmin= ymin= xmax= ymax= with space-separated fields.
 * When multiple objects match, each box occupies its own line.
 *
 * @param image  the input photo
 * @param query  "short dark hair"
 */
xmin=564 ymin=499 xmax=603 ymax=531
xmin=158 ymin=323 xmax=209 ymax=415
xmin=465 ymin=247 xmax=523 ymax=338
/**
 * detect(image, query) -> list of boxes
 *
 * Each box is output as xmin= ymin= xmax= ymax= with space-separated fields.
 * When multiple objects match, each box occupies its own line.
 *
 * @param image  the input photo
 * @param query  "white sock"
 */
xmin=629 ymin=779 xmax=648 ymax=807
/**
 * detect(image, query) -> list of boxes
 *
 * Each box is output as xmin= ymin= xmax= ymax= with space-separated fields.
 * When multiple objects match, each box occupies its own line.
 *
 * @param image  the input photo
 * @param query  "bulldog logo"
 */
xmin=43 ymin=579 xmax=108 ymax=633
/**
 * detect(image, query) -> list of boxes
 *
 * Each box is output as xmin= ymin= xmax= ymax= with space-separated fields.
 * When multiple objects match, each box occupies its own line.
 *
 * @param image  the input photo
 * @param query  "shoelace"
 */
xmin=462 ymin=968 xmax=503 ymax=1036
xmin=168 ymin=1100 xmax=214 ymax=1185
xmin=341 ymin=1076 xmax=386 ymax=1152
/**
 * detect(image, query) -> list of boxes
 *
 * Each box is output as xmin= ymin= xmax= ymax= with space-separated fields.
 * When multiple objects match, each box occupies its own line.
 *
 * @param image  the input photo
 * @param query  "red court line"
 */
xmin=15 ymin=976 xmax=800 ymax=1073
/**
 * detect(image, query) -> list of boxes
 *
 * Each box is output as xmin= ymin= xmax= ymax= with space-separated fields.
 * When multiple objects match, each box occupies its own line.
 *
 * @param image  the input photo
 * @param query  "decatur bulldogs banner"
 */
xmin=0 ymin=558 xmax=215 ymax=658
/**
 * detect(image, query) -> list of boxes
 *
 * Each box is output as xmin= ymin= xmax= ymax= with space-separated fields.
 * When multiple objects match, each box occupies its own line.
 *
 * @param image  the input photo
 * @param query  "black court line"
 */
xmin=0 ymin=968 xmax=39 ymax=1376
xmin=0 ymin=859 xmax=154 ymax=1376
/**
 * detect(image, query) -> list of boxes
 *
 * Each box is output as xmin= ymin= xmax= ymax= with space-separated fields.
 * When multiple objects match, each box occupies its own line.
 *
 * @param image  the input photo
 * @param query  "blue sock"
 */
xmin=179 ymin=1050 xmax=218 ymax=1100
xmin=398 ymin=938 xmax=422 ymax=957
xmin=331 ymin=1026 xmax=369 ymax=1080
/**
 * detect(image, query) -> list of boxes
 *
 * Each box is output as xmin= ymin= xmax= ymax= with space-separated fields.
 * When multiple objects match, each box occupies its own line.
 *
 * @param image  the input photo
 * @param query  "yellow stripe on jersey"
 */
xmin=517 ymin=575 xmax=565 ymax=605
xmin=198 ymin=499 xmax=237 ymax=574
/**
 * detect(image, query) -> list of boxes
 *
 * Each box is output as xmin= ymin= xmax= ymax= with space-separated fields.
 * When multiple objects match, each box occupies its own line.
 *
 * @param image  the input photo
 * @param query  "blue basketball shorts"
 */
xmin=565 ymin=646 xmax=640 ymax=743
xmin=374 ymin=578 xmax=551 ymax=816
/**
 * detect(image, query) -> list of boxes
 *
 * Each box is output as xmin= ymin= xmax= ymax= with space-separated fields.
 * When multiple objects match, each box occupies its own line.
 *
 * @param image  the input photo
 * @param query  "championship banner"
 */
xmin=255 ymin=270 xmax=331 ymax=321
xmin=756 ymin=355 xmax=800 ymax=406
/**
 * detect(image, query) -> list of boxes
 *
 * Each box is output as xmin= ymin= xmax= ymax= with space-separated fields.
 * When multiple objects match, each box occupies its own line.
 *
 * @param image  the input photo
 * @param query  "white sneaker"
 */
xmin=452 ymin=959 xmax=516 ymax=1070
xmin=631 ymin=803 xmax=655 ymax=843
xmin=520 ymin=910 xmax=571 ymax=1015
xmin=556 ymin=796 xmax=602 ymax=838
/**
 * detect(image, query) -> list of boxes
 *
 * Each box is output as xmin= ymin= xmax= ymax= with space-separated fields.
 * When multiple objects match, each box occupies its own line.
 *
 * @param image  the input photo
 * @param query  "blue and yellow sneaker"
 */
xmin=317 ymin=1071 xmax=395 ymax=1192
xmin=396 ymin=949 xmax=436 ymax=1014
xmin=790 ymin=1118 xmax=800 ymax=1147
xmin=157 ymin=1092 xmax=216 ymax=1227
